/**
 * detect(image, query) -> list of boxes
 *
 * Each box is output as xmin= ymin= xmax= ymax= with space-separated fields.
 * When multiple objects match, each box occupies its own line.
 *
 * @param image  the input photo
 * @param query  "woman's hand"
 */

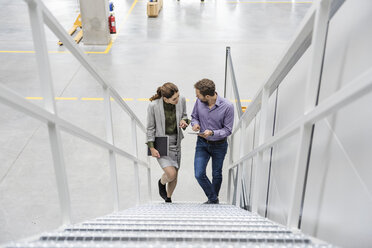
xmin=179 ymin=119 xmax=188 ymax=129
xmin=150 ymin=147 xmax=160 ymax=158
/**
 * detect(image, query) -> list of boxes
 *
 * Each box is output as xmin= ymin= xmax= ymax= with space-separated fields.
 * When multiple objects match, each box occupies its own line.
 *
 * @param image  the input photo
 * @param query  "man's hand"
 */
xmin=150 ymin=148 xmax=160 ymax=158
xmin=179 ymin=120 xmax=188 ymax=129
xmin=192 ymin=124 xmax=200 ymax=132
xmin=198 ymin=130 xmax=213 ymax=138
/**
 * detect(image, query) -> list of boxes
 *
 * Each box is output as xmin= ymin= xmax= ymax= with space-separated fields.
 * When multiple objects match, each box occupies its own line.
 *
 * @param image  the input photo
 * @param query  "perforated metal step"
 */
xmin=6 ymin=203 xmax=333 ymax=247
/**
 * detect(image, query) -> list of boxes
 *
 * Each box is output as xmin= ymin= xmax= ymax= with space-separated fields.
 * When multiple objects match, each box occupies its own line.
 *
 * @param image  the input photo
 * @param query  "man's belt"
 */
xmin=199 ymin=136 xmax=227 ymax=144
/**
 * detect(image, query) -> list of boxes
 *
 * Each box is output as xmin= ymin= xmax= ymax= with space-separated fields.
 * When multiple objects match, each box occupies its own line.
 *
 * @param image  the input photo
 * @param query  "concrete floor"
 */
xmin=0 ymin=0 xmax=312 ymax=243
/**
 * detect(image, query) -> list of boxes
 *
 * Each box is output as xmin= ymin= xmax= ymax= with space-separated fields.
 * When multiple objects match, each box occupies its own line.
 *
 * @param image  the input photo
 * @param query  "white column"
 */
xmin=79 ymin=0 xmax=111 ymax=45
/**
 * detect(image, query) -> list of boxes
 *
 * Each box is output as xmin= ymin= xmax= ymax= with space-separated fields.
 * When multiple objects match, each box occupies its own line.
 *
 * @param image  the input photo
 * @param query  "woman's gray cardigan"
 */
xmin=146 ymin=96 xmax=188 ymax=148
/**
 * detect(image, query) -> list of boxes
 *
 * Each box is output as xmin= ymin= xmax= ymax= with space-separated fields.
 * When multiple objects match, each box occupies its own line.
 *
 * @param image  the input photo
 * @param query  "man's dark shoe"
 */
xmin=165 ymin=197 xmax=172 ymax=203
xmin=158 ymin=179 xmax=167 ymax=200
xmin=203 ymin=199 xmax=219 ymax=204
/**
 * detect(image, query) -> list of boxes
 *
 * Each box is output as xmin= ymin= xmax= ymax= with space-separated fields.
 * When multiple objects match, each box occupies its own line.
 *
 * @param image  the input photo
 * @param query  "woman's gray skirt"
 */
xmin=157 ymin=134 xmax=180 ymax=169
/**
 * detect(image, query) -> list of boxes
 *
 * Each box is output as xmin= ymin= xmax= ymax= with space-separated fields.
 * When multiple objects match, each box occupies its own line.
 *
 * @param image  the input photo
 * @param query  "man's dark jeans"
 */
xmin=194 ymin=137 xmax=228 ymax=202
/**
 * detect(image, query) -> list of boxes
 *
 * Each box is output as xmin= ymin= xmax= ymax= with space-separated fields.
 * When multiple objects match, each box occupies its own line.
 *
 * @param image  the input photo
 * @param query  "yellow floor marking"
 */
xmin=0 ymin=51 xmax=36 ymax=53
xmin=0 ymin=0 xmax=137 ymax=54
xmin=137 ymin=98 xmax=150 ymax=101
xmin=123 ymin=98 xmax=134 ymax=101
xmin=25 ymin=97 xmax=43 ymax=100
xmin=55 ymin=97 xmax=78 ymax=100
xmin=81 ymin=97 xmax=104 ymax=101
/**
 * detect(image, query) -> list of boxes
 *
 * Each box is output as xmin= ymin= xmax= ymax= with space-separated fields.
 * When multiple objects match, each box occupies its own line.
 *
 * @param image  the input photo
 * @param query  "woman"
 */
xmin=147 ymin=82 xmax=189 ymax=203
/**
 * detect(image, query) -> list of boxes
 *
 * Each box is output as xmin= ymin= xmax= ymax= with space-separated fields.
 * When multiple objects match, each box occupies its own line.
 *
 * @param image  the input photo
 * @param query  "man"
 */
xmin=191 ymin=78 xmax=234 ymax=204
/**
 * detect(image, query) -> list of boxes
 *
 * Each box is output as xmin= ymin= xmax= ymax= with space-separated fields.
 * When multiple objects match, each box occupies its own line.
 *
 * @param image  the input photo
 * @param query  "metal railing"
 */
xmin=224 ymin=0 xmax=372 ymax=230
xmin=0 ymin=0 xmax=151 ymax=226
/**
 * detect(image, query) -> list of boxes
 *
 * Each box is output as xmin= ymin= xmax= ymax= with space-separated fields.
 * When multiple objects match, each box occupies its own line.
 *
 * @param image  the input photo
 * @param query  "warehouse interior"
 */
xmin=0 ymin=0 xmax=371 ymax=247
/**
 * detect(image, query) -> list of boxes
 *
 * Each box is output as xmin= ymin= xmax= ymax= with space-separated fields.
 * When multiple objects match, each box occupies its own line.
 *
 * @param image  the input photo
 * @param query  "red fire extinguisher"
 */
xmin=109 ymin=13 xmax=116 ymax=34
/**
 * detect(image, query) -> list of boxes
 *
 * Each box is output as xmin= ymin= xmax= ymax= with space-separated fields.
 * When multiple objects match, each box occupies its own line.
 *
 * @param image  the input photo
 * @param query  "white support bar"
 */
xmin=251 ymin=86 xmax=270 ymax=213
xmin=227 ymin=135 xmax=234 ymax=203
xmin=227 ymin=49 xmax=243 ymax=118
xmin=304 ymin=67 xmax=372 ymax=125
xmin=287 ymin=0 xmax=332 ymax=229
xmin=104 ymin=89 xmax=120 ymax=212
xmin=0 ymin=84 xmax=149 ymax=168
xmin=227 ymin=168 xmax=233 ymax=204
xmin=147 ymin=156 xmax=152 ymax=202
xmin=235 ymin=122 xmax=246 ymax=206
xmin=131 ymin=119 xmax=141 ymax=205
xmin=26 ymin=0 xmax=57 ymax=114
xmin=26 ymin=0 xmax=71 ymax=225
xmin=47 ymin=123 xmax=72 ymax=225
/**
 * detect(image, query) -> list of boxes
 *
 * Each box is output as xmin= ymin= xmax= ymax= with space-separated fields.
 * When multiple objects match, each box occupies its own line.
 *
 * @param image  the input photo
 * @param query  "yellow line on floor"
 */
xmin=81 ymin=97 xmax=104 ymax=101
xmin=0 ymin=51 xmax=35 ymax=53
xmin=55 ymin=97 xmax=78 ymax=100
xmin=25 ymin=97 xmax=43 ymax=100
xmin=137 ymin=98 xmax=150 ymax=101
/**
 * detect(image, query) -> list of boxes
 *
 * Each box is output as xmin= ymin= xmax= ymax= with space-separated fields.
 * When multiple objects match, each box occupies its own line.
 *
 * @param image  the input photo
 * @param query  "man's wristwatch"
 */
xmin=211 ymin=130 xmax=214 ymax=136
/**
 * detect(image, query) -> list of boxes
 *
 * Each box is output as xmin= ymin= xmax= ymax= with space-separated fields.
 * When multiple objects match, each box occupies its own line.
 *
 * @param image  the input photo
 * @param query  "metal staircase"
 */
xmin=7 ymin=203 xmax=332 ymax=247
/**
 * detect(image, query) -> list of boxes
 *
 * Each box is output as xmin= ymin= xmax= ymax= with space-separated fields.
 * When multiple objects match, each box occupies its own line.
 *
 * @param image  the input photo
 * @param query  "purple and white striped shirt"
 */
xmin=191 ymin=95 xmax=234 ymax=141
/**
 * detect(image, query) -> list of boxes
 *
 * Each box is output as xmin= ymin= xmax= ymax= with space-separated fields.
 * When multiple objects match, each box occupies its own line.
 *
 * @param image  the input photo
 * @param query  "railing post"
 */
xmin=227 ymin=168 xmax=233 ymax=204
xmin=227 ymin=135 xmax=234 ymax=203
xmin=26 ymin=0 xmax=71 ymax=225
xmin=235 ymin=122 xmax=246 ymax=207
xmin=147 ymin=157 xmax=152 ymax=202
xmin=104 ymin=88 xmax=119 ymax=212
xmin=224 ymin=47 xmax=230 ymax=98
xmin=228 ymin=48 xmax=243 ymax=118
xmin=287 ymin=0 xmax=332 ymax=229
xmin=251 ymin=86 xmax=270 ymax=213
xmin=131 ymin=118 xmax=140 ymax=205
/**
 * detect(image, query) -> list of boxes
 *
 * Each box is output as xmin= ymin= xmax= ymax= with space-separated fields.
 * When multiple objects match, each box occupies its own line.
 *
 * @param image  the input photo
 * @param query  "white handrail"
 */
xmin=0 ymin=85 xmax=149 ymax=168
xmin=0 ymin=0 xmax=151 ymax=226
xmin=225 ymin=47 xmax=243 ymax=119
xmin=226 ymin=0 xmax=354 ymax=229
xmin=228 ymin=66 xmax=372 ymax=170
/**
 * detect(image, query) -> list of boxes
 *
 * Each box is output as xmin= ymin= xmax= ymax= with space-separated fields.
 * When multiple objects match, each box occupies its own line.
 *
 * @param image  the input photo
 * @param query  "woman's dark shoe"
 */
xmin=165 ymin=197 xmax=172 ymax=203
xmin=158 ymin=179 xmax=167 ymax=200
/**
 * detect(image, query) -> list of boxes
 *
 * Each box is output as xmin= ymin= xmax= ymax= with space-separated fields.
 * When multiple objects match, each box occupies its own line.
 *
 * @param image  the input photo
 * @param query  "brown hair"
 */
xmin=194 ymin=78 xmax=215 ymax=97
xmin=149 ymin=82 xmax=179 ymax=101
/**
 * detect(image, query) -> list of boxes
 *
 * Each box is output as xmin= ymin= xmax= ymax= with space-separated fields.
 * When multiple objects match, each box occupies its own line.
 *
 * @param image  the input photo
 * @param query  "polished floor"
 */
xmin=0 ymin=0 xmax=312 ymax=243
